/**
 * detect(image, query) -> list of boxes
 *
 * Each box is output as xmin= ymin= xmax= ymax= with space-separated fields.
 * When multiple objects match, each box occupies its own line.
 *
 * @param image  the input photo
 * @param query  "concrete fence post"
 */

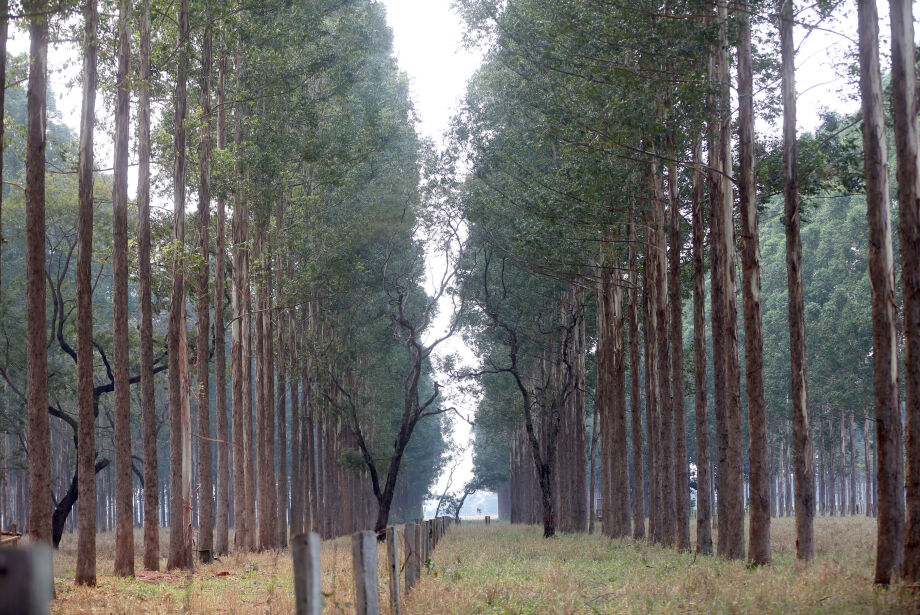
xmin=292 ymin=532 xmax=322 ymax=615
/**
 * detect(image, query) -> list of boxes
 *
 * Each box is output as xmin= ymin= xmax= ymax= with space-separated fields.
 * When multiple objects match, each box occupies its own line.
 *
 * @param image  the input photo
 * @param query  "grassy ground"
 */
xmin=50 ymin=517 xmax=917 ymax=614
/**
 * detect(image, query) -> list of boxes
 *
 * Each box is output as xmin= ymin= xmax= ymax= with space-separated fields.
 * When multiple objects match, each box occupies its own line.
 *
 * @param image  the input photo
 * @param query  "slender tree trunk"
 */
xmin=857 ymin=0 xmax=905 ymax=582
xmin=888 ymin=0 xmax=920 ymax=582
xmin=25 ymin=0 xmax=51 ymax=548
xmin=643 ymin=271 xmax=661 ymax=544
xmin=276 ymin=293 xmax=288 ymax=547
xmin=111 ymin=0 xmax=134 ymax=577
xmin=289 ymin=309 xmax=302 ymax=536
xmin=653 ymin=165 xmax=675 ymax=548
xmin=196 ymin=25 xmax=213 ymax=564
xmin=230 ymin=56 xmax=249 ymax=552
xmin=168 ymin=0 xmax=192 ymax=570
xmin=0 ymin=0 xmax=7 ymax=294
xmin=864 ymin=416 xmax=872 ymax=517
xmin=668 ymin=165 xmax=689 ymax=552
xmin=214 ymin=51 xmax=230 ymax=557
xmin=691 ymin=139 xmax=712 ymax=555
xmin=628 ymin=224 xmax=645 ymax=540
xmin=137 ymin=0 xmax=158 ymax=572
xmin=780 ymin=0 xmax=815 ymax=562
xmin=264 ymin=236 xmax=277 ymax=546
xmin=75 ymin=0 xmax=98 ymax=585
xmin=737 ymin=0 xmax=769 ymax=565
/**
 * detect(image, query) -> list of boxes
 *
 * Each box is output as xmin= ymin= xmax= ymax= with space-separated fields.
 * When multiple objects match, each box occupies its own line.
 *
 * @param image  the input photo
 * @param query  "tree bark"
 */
xmin=214 ymin=50 xmax=230 ymax=557
xmin=25 ymin=0 xmax=51 ymax=548
xmin=857 ymin=0 xmax=904 ymax=583
xmin=780 ymin=0 xmax=816 ymax=562
xmin=691 ymin=138 xmax=712 ymax=556
xmin=112 ymin=0 xmax=134 ymax=577
xmin=137 ymin=0 xmax=159 ymax=572
xmin=168 ymin=0 xmax=193 ymax=570
xmin=737 ymin=0 xmax=769 ymax=565
xmin=887 ymin=0 xmax=920 ymax=582
xmin=668 ymin=164 xmax=690 ymax=552
xmin=628 ymin=224 xmax=645 ymax=541
xmin=196 ymin=24 xmax=213 ymax=565
xmin=75 ymin=0 xmax=98 ymax=584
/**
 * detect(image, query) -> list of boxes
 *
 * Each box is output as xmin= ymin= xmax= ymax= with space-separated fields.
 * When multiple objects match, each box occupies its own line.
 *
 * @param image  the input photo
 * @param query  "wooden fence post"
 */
xmin=404 ymin=523 xmax=419 ymax=591
xmin=292 ymin=532 xmax=322 ymax=615
xmin=352 ymin=530 xmax=379 ymax=615
xmin=386 ymin=527 xmax=401 ymax=615
xmin=0 ymin=546 xmax=53 ymax=615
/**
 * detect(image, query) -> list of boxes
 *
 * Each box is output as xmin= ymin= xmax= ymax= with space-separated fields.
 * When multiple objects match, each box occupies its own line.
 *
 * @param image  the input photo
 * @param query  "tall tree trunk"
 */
xmin=25 ymin=0 xmax=51 ymax=548
xmin=168 ymin=0 xmax=192 ymax=570
xmin=714 ymin=0 xmax=744 ymax=561
xmin=289 ymin=309 xmax=302 ymax=536
xmin=691 ymin=139 xmax=712 ymax=556
xmin=230 ymin=54 xmax=249 ymax=552
xmin=864 ymin=415 xmax=872 ymax=517
xmin=137 ymin=0 xmax=158 ymax=572
xmin=643 ymin=270 xmax=661 ymax=544
xmin=780 ymin=0 xmax=815 ymax=562
xmin=628 ymin=224 xmax=645 ymax=540
xmin=196 ymin=25 xmax=213 ymax=564
xmin=111 ymin=0 xmax=134 ymax=577
xmin=75 ymin=0 xmax=98 ymax=585
xmin=706 ymin=23 xmax=728 ymax=556
xmin=888 ymin=0 xmax=920 ymax=582
xmin=264 ymin=235 xmax=277 ymax=545
xmin=668 ymin=164 xmax=690 ymax=552
xmin=0 ymin=0 xmax=7 ymax=295
xmin=737 ymin=0 xmax=769 ymax=565
xmin=857 ymin=0 xmax=904 ymax=583
xmin=276 ymin=293 xmax=288 ymax=547
xmin=214 ymin=51 xmax=230 ymax=557
xmin=653 ymin=165 xmax=675 ymax=548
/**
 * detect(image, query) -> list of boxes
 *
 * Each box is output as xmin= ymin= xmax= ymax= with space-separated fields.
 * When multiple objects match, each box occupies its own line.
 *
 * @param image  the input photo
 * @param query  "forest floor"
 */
xmin=49 ymin=517 xmax=917 ymax=614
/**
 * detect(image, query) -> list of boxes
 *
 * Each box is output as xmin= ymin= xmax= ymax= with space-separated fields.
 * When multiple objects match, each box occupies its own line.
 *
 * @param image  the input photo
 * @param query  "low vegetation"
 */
xmin=50 ymin=518 xmax=917 ymax=614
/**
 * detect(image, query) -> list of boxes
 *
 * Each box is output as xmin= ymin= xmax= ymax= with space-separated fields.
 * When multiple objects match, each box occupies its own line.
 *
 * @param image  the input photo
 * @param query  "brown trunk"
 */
xmin=643 ymin=272 xmax=660 ymax=543
xmin=714 ymin=0 xmax=744 ymax=561
xmin=653 ymin=165 xmax=675 ymax=547
xmin=289 ymin=310 xmax=302 ymax=536
xmin=706 ymin=21 xmax=728 ymax=555
xmin=628 ymin=224 xmax=645 ymax=540
xmin=214 ymin=51 xmax=230 ymax=557
xmin=780 ymin=0 xmax=815 ymax=562
xmin=264 ymin=236 xmax=277 ymax=545
xmin=111 ymin=0 xmax=134 ymax=577
xmin=25 ymin=0 xmax=51 ymax=548
xmin=230 ymin=55 xmax=249 ymax=552
xmin=668 ymin=164 xmax=690 ymax=552
xmin=196 ymin=25 xmax=213 ymax=564
xmin=888 ymin=0 xmax=920 ymax=582
xmin=857 ymin=0 xmax=905 ymax=582
xmin=737 ymin=0 xmax=769 ymax=565
xmin=75 ymin=0 xmax=98 ymax=585
xmin=864 ymin=416 xmax=872 ymax=517
xmin=168 ymin=0 xmax=192 ymax=570
xmin=691 ymin=139 xmax=712 ymax=556
xmin=276 ymin=290 xmax=288 ymax=547
xmin=0 ymin=0 xmax=6 ymax=294
xmin=254 ymin=229 xmax=268 ymax=549
xmin=137 ymin=0 xmax=158 ymax=572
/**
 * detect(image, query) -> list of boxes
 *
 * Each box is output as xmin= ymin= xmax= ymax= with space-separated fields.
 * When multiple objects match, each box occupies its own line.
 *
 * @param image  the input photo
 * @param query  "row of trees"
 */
xmin=457 ymin=0 xmax=920 ymax=585
xmin=1 ymin=0 xmax=455 ymax=586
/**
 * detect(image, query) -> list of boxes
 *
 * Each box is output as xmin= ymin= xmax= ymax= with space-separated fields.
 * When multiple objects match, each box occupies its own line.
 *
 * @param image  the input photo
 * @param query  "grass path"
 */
xmin=50 ymin=517 xmax=916 ymax=613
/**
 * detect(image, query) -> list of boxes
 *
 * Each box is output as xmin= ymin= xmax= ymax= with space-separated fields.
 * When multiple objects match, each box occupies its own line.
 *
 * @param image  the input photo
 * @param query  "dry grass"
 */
xmin=48 ymin=517 xmax=918 ymax=614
